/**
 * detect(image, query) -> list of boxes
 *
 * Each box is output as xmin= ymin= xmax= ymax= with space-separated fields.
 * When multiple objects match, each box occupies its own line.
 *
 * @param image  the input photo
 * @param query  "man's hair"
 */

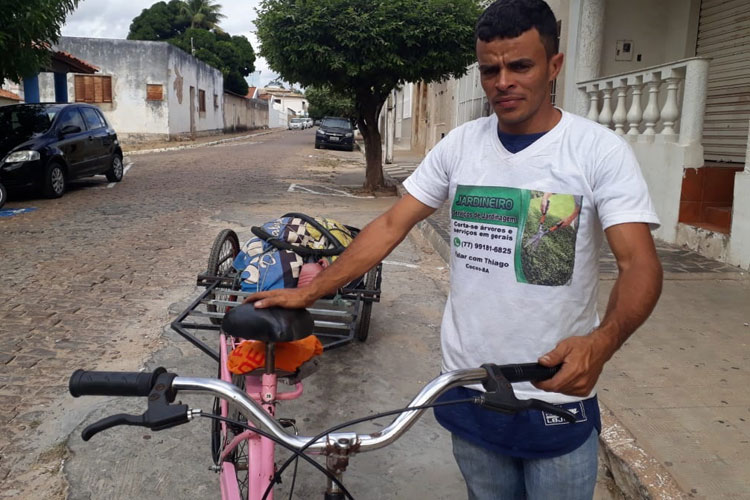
xmin=476 ymin=0 xmax=559 ymax=58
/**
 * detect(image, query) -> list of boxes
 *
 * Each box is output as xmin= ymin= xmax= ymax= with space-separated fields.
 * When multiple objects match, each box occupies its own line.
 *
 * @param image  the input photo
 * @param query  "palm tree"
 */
xmin=179 ymin=0 xmax=226 ymax=31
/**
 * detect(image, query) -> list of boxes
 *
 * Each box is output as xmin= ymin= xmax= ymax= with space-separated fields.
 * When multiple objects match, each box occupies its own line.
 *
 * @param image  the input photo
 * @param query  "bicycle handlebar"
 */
xmin=69 ymin=363 xmax=572 ymax=451
xmin=488 ymin=362 xmax=560 ymax=383
xmin=69 ymin=367 xmax=170 ymax=397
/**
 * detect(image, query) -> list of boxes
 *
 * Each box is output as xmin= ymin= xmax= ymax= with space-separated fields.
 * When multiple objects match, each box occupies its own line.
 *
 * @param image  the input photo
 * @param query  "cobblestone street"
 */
xmin=0 ymin=129 xmax=389 ymax=498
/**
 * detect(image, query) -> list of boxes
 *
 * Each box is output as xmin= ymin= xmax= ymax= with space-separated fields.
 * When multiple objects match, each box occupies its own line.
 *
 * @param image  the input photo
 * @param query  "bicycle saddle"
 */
xmin=221 ymin=303 xmax=314 ymax=343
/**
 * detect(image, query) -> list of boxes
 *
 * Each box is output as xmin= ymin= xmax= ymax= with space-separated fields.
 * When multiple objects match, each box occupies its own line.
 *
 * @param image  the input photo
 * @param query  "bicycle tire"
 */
xmin=355 ymin=268 xmax=377 ymax=342
xmin=206 ymin=229 xmax=240 ymax=325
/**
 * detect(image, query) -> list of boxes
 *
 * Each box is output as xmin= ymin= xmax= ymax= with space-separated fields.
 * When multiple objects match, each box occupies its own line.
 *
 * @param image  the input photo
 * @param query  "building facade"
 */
xmin=55 ymin=37 xmax=224 ymax=142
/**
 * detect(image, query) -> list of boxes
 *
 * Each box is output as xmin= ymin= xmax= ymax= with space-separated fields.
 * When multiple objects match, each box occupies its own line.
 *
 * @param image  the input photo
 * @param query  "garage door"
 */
xmin=696 ymin=0 xmax=750 ymax=164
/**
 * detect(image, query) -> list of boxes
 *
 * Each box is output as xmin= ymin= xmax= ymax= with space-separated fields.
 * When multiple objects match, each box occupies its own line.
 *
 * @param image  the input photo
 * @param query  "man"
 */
xmin=247 ymin=0 xmax=662 ymax=498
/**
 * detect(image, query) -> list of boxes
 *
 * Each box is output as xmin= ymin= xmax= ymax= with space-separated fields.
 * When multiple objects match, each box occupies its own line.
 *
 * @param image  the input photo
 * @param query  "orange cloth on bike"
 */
xmin=227 ymin=336 xmax=323 ymax=375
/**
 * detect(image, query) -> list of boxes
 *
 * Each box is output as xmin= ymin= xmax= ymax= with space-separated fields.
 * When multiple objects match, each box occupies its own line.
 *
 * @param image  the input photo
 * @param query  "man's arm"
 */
xmin=247 ymin=194 xmax=437 ymax=309
xmin=534 ymin=222 xmax=663 ymax=397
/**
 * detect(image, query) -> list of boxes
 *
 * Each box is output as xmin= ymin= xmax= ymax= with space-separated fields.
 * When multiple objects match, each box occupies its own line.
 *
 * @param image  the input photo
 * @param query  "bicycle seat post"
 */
xmin=264 ymin=343 xmax=276 ymax=375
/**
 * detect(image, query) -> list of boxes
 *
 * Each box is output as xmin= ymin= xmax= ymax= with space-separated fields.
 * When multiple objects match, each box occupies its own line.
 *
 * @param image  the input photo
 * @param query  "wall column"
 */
xmin=727 ymin=120 xmax=750 ymax=269
xmin=569 ymin=0 xmax=606 ymax=116
xmin=23 ymin=75 xmax=40 ymax=103
xmin=53 ymin=72 xmax=68 ymax=103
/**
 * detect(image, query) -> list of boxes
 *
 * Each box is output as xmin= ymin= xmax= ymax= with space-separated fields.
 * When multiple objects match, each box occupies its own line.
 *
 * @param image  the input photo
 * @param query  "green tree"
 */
xmin=169 ymin=29 xmax=254 ymax=95
xmin=306 ymin=86 xmax=356 ymax=121
xmin=179 ymin=0 xmax=225 ymax=31
xmin=256 ymin=0 xmax=481 ymax=190
xmin=128 ymin=2 xmax=255 ymax=96
xmin=0 ymin=0 xmax=80 ymax=83
xmin=127 ymin=0 xmax=189 ymax=41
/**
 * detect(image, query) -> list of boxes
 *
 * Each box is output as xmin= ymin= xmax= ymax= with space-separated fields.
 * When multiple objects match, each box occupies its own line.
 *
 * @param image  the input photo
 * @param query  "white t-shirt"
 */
xmin=403 ymin=110 xmax=659 ymax=404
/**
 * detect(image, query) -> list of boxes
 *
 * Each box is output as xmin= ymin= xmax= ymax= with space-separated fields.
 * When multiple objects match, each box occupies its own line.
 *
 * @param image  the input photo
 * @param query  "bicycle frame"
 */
xmin=218 ymin=331 xmax=307 ymax=500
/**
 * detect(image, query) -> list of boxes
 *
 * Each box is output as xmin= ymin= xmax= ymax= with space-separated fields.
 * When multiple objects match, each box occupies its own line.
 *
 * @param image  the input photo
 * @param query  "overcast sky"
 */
xmin=61 ymin=0 xmax=280 ymax=87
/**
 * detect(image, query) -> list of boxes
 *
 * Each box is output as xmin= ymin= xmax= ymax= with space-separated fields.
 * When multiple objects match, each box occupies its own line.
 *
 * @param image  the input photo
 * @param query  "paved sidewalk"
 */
xmin=381 ymin=148 xmax=750 ymax=499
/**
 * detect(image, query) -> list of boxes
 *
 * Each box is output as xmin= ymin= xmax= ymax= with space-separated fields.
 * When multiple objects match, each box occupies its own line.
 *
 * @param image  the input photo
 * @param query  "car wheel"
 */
xmin=0 ymin=183 xmax=6 ymax=209
xmin=42 ymin=162 xmax=66 ymax=198
xmin=106 ymin=154 xmax=124 ymax=182
xmin=315 ymin=143 xmax=321 ymax=149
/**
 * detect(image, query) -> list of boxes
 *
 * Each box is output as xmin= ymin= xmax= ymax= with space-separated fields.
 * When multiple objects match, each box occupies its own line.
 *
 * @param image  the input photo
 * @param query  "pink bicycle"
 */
xmin=69 ymin=303 xmax=573 ymax=499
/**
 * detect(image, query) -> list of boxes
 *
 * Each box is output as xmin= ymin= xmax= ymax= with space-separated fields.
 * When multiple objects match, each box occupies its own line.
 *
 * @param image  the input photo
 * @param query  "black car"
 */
xmin=315 ymin=117 xmax=355 ymax=151
xmin=0 ymin=103 xmax=124 ymax=200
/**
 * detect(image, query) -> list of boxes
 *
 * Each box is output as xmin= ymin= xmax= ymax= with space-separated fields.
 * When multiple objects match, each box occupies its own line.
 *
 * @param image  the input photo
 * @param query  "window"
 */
xmin=199 ymin=89 xmax=206 ymax=112
xmin=95 ymin=109 xmax=108 ymax=128
xmin=80 ymin=107 xmax=105 ymax=130
xmin=146 ymin=84 xmax=164 ymax=101
xmin=74 ymin=75 xmax=113 ymax=103
xmin=56 ymin=108 xmax=85 ymax=132
xmin=214 ymin=93 xmax=218 ymax=109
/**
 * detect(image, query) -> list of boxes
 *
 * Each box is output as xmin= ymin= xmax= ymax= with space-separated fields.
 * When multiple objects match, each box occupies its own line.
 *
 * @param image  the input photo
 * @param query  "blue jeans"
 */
xmin=452 ymin=428 xmax=599 ymax=500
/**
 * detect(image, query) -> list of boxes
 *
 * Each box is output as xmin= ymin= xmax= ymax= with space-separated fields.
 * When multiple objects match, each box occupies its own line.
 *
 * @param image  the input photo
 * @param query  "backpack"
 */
xmin=232 ymin=213 xmax=355 ymax=293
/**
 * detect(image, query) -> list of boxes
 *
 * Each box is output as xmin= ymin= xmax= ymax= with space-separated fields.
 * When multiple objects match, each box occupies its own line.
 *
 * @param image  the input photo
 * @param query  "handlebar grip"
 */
xmin=69 ymin=368 xmax=166 ymax=397
xmin=492 ymin=363 xmax=561 ymax=383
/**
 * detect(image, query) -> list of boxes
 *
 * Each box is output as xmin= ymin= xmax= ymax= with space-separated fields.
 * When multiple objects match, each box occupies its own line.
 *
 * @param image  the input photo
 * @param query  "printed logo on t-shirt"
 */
xmin=542 ymin=401 xmax=587 ymax=426
xmin=451 ymin=185 xmax=582 ymax=286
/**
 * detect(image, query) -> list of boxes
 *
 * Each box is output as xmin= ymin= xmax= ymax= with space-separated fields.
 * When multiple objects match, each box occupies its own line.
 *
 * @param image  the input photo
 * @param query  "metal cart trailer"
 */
xmin=171 ymin=215 xmax=382 ymax=363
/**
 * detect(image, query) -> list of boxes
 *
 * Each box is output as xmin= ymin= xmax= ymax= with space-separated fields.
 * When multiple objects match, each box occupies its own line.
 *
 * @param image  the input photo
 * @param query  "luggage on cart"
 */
xmin=171 ymin=213 xmax=383 ymax=361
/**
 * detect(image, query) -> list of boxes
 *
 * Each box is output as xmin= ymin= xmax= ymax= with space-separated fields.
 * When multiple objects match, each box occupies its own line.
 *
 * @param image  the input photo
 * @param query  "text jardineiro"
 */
xmin=455 ymin=194 xmax=515 ymax=211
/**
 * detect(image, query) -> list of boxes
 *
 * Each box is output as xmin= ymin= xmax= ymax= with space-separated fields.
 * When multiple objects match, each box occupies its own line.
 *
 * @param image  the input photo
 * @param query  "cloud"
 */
xmin=61 ymin=0 xmax=279 ymax=86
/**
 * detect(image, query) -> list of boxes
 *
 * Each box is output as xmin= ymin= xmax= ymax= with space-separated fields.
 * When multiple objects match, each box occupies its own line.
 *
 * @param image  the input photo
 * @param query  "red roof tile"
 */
xmin=246 ymin=87 xmax=257 ymax=98
xmin=0 ymin=89 xmax=22 ymax=101
xmin=53 ymin=51 xmax=99 ymax=73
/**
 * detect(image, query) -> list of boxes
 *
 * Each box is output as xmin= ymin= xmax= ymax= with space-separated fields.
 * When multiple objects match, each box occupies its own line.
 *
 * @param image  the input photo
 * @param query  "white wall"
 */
xmin=629 ymin=140 xmax=690 ymax=243
xmin=167 ymin=45 xmax=224 ymax=135
xmin=281 ymin=95 xmax=307 ymax=116
xmin=57 ymin=38 xmax=171 ymax=138
xmin=599 ymin=0 xmax=696 ymax=77
xmin=729 ymin=172 xmax=750 ymax=269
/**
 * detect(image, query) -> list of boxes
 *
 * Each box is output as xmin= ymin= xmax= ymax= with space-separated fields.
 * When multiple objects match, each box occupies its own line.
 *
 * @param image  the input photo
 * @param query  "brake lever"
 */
xmin=476 ymin=363 xmax=577 ymax=423
xmin=80 ymin=372 xmax=190 ymax=441
xmin=82 ymin=413 xmax=145 ymax=441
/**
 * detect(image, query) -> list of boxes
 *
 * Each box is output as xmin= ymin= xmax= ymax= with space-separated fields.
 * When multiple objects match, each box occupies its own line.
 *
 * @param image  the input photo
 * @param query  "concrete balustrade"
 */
xmin=578 ymin=57 xmax=710 ymax=146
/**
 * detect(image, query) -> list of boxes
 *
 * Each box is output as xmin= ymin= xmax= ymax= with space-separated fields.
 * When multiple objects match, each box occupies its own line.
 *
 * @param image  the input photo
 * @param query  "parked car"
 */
xmin=315 ymin=117 xmax=355 ymax=151
xmin=0 ymin=103 xmax=123 ymax=199
xmin=288 ymin=118 xmax=305 ymax=130
xmin=304 ymin=118 xmax=314 ymax=129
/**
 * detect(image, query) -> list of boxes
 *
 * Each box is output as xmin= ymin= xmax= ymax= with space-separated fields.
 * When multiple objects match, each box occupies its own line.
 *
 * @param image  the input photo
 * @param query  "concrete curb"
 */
xmin=123 ymin=130 xmax=276 ymax=157
xmin=391 ymin=180 xmax=687 ymax=500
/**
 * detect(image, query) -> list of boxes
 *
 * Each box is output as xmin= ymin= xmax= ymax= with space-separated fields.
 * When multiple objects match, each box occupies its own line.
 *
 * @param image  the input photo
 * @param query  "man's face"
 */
xmin=476 ymin=28 xmax=563 ymax=134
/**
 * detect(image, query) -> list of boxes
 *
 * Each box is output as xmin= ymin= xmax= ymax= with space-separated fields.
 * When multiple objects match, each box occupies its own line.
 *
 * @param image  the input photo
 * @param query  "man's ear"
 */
xmin=548 ymin=52 xmax=564 ymax=82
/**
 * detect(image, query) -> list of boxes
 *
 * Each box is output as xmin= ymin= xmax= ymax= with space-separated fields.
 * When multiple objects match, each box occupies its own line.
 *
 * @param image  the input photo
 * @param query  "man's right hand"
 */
xmin=244 ymin=288 xmax=318 ymax=309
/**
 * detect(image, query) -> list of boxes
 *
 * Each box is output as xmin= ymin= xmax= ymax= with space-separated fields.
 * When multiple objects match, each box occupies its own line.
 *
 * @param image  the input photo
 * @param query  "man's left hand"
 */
xmin=533 ymin=330 xmax=614 ymax=397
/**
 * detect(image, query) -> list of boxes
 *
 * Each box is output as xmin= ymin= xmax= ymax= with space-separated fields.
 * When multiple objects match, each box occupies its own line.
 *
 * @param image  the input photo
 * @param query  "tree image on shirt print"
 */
xmin=520 ymin=191 xmax=581 ymax=286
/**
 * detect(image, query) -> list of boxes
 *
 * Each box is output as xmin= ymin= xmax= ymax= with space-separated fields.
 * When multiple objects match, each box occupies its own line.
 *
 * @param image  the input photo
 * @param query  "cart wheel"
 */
xmin=207 ymin=229 xmax=241 ymax=325
xmin=355 ymin=267 xmax=378 ymax=341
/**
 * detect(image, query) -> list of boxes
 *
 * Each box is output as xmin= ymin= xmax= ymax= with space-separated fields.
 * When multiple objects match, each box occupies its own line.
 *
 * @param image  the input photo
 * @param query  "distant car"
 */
xmin=315 ymin=117 xmax=355 ymax=151
xmin=304 ymin=118 xmax=314 ymax=129
xmin=288 ymin=118 xmax=305 ymax=130
xmin=0 ymin=103 xmax=123 ymax=199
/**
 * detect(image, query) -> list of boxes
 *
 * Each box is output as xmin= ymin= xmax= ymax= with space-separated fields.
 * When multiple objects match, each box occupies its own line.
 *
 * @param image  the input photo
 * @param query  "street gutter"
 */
xmin=123 ymin=130 xmax=277 ymax=157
